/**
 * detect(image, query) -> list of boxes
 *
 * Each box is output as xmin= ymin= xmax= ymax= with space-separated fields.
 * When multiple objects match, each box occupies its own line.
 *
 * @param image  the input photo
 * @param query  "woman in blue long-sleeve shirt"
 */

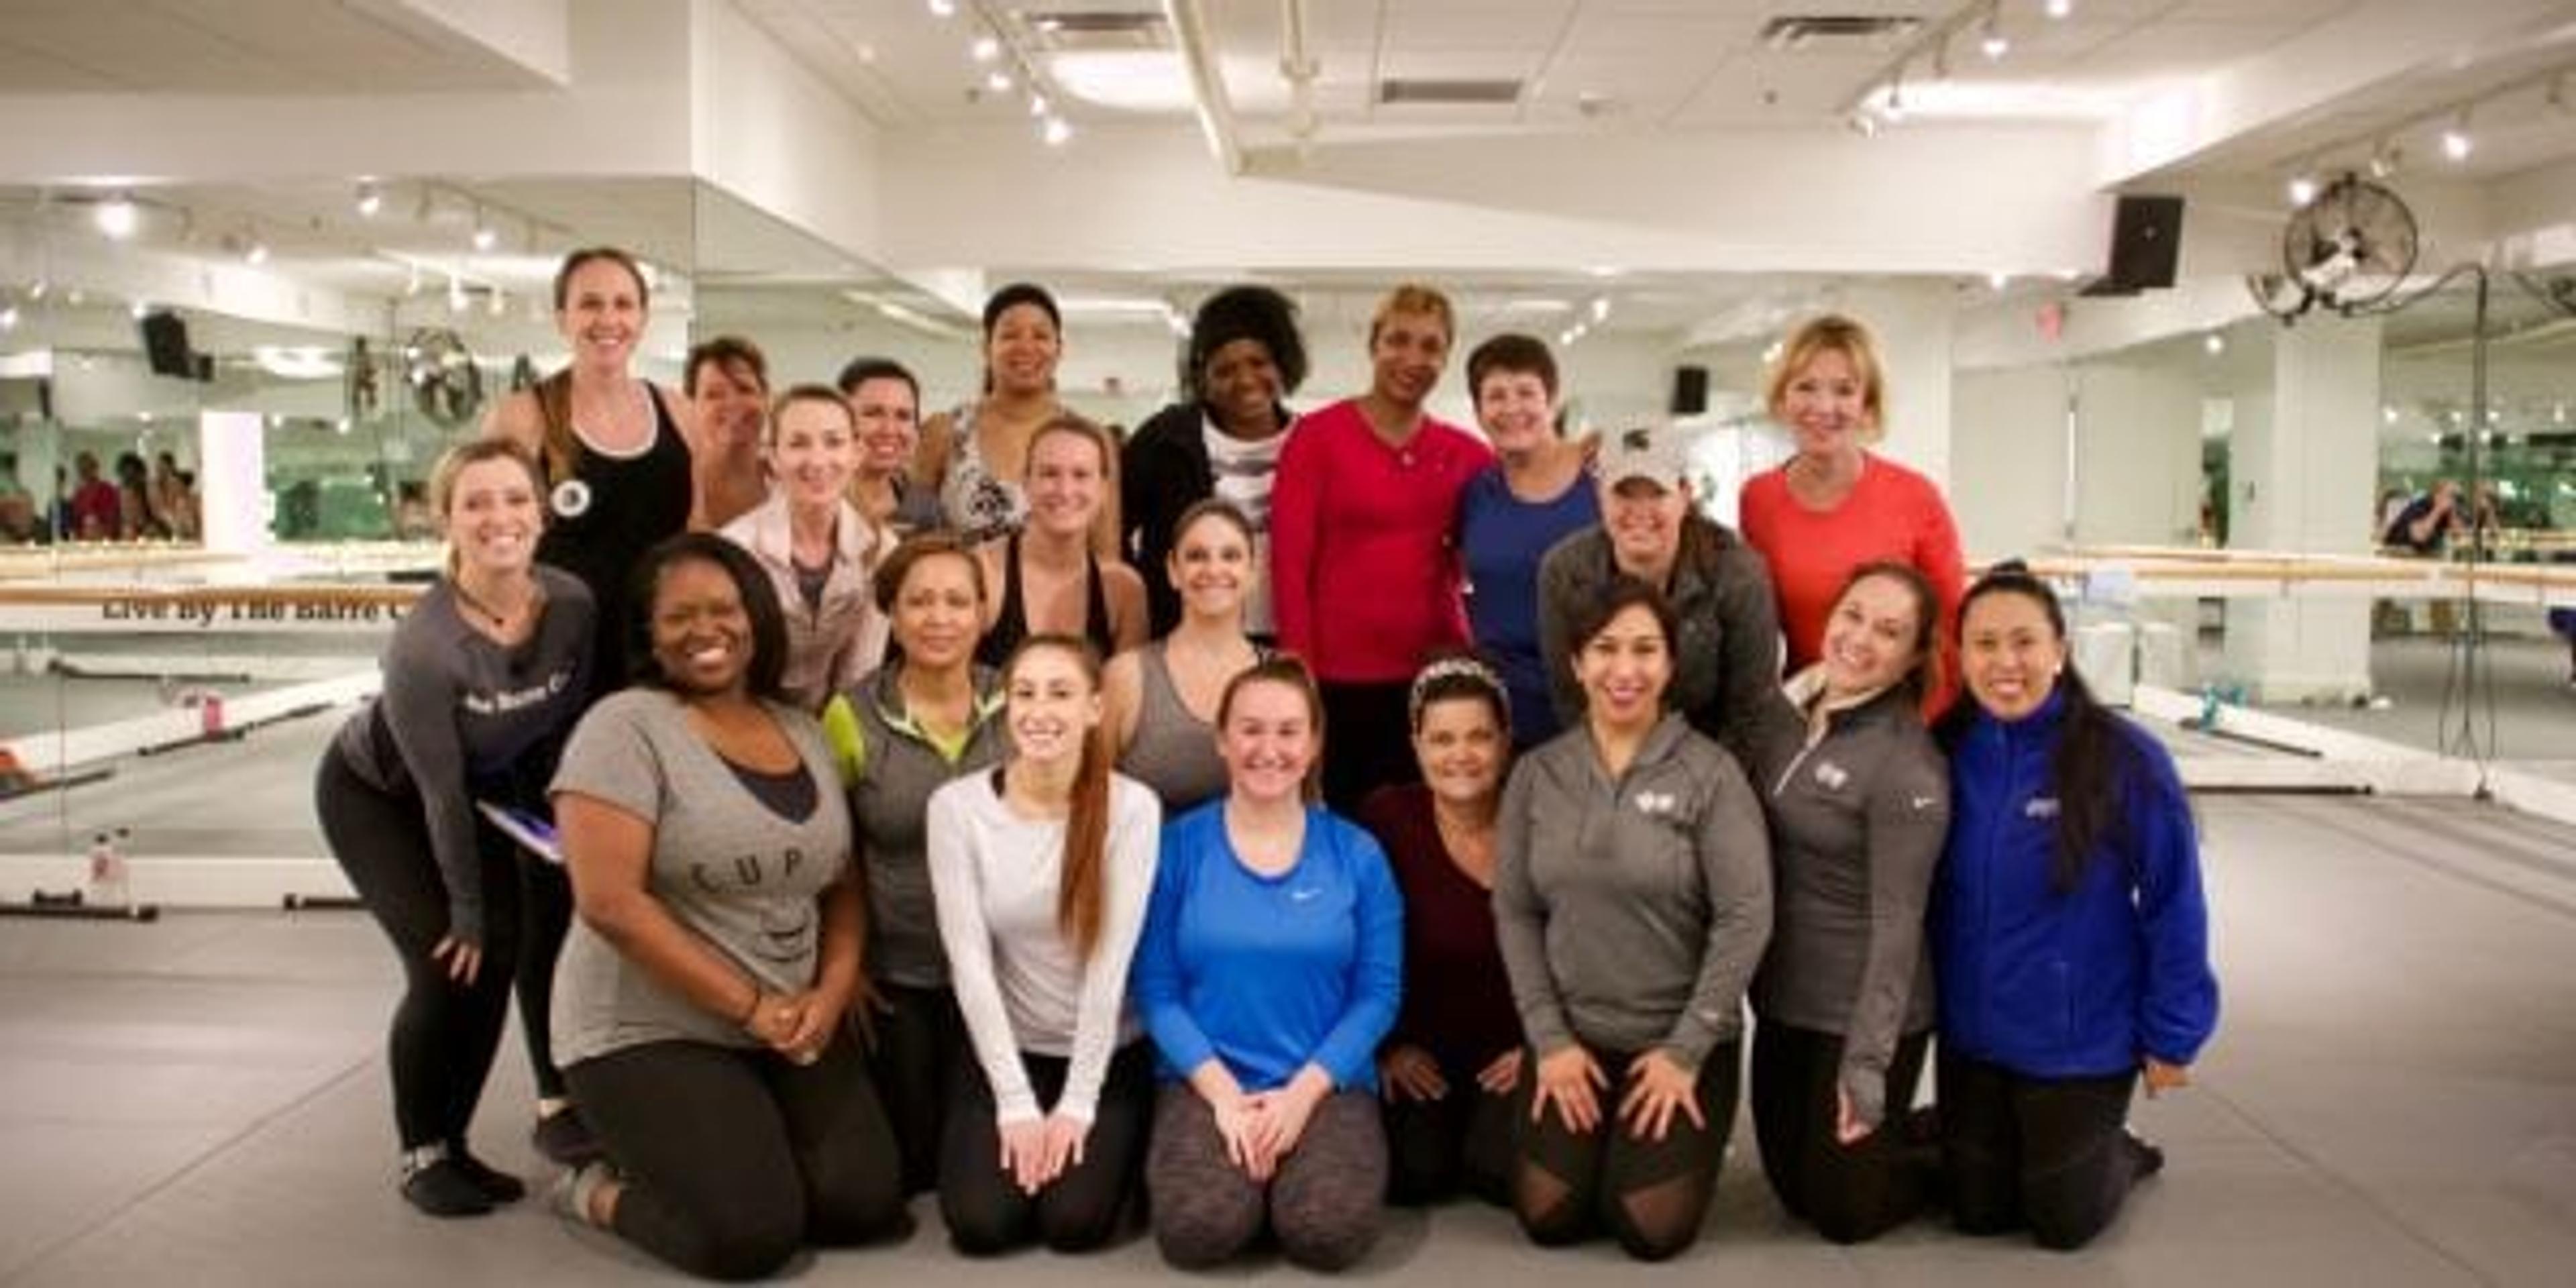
xmin=1933 ymin=562 xmax=2219 ymax=1251
xmin=1133 ymin=655 xmax=1403 ymax=1272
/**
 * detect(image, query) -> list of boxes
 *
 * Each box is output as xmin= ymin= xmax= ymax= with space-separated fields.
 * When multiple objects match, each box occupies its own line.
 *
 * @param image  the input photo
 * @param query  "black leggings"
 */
xmin=1749 ymin=1022 xmax=1933 ymax=1243
xmin=565 ymin=1032 xmax=908 ymax=1281
xmin=1939 ymin=1049 xmax=2148 ymax=1250
xmin=938 ymin=1040 xmax=1154 ymax=1254
xmin=1317 ymin=681 xmax=1417 ymax=815
xmin=513 ymin=849 xmax=573 ymax=1101
xmin=1383 ymin=1048 xmax=1518 ymax=1206
xmin=1510 ymin=1040 xmax=1740 ymax=1262
xmin=316 ymin=749 xmax=520 ymax=1154
xmin=869 ymin=981 xmax=966 ymax=1195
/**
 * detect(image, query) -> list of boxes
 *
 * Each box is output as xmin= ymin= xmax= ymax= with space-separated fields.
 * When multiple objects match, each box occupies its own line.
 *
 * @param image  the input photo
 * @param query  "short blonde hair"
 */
xmin=1765 ymin=314 xmax=1888 ymax=442
xmin=1368 ymin=283 xmax=1456 ymax=348
xmin=428 ymin=438 xmax=542 ymax=519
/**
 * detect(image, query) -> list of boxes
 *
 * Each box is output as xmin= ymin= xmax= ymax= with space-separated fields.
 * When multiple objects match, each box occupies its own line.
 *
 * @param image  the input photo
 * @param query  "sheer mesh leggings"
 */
xmin=1510 ymin=1040 xmax=1739 ymax=1262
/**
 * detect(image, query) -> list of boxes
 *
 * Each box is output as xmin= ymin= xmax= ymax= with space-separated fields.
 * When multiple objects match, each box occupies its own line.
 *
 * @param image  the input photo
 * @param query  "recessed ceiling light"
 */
xmin=356 ymin=183 xmax=383 ymax=217
xmin=1042 ymin=115 xmax=1073 ymax=146
xmin=1047 ymin=50 xmax=1193 ymax=113
xmin=95 ymin=194 xmax=139 ymax=240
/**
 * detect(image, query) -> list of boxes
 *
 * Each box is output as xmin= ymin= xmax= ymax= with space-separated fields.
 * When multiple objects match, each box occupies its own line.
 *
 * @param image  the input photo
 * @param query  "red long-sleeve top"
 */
xmin=1269 ymin=398 xmax=1493 ymax=684
xmin=1740 ymin=453 xmax=1968 ymax=710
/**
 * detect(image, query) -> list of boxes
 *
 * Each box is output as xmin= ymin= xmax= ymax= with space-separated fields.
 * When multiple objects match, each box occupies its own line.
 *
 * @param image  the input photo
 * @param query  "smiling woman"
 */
xmin=720 ymin=384 xmax=886 ymax=712
xmin=544 ymin=533 xmax=908 ymax=1279
xmin=1269 ymin=283 xmax=1493 ymax=812
xmin=314 ymin=439 xmax=596 ymax=1219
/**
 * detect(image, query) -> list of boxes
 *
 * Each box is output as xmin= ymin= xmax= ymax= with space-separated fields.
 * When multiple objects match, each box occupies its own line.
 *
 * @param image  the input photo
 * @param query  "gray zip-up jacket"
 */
xmin=1743 ymin=674 xmax=1949 ymax=1128
xmin=1493 ymin=712 xmax=1774 ymax=1068
xmin=1536 ymin=521 xmax=1781 ymax=761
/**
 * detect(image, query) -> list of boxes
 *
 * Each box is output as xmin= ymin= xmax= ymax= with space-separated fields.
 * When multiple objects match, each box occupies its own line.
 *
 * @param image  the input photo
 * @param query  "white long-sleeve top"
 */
xmin=926 ymin=768 xmax=1161 ymax=1124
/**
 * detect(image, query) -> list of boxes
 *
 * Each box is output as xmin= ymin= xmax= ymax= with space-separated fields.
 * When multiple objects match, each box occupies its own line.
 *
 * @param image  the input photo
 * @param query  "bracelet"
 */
xmin=737 ymin=986 xmax=765 ymax=1030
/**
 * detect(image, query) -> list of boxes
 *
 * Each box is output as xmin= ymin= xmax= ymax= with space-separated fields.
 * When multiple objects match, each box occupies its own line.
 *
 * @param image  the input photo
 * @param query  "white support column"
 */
xmin=2222 ymin=315 xmax=2381 ymax=702
xmin=197 ymin=411 xmax=267 ymax=558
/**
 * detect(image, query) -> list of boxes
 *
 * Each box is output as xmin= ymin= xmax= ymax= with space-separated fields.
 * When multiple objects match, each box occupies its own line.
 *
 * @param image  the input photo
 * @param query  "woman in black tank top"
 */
xmin=487 ymin=247 xmax=700 ymax=700
xmin=478 ymin=246 xmax=701 ymax=1168
xmin=974 ymin=414 xmax=1144 ymax=669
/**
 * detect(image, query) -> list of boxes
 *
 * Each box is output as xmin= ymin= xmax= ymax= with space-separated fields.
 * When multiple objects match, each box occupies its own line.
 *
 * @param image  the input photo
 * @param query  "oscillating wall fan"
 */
xmin=2251 ymin=173 xmax=2420 ymax=319
xmin=404 ymin=328 xmax=484 ymax=429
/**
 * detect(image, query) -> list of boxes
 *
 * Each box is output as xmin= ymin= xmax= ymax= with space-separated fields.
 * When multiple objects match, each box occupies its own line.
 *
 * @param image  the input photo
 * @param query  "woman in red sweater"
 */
xmin=1271 ymin=283 xmax=1494 ymax=810
xmin=1737 ymin=315 xmax=1966 ymax=708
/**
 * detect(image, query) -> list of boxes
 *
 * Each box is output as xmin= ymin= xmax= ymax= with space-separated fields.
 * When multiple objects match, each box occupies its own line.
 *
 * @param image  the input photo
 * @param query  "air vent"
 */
xmin=1016 ymin=9 xmax=1171 ymax=52
xmin=1760 ymin=15 xmax=1924 ymax=50
xmin=1378 ymin=78 xmax=1523 ymax=106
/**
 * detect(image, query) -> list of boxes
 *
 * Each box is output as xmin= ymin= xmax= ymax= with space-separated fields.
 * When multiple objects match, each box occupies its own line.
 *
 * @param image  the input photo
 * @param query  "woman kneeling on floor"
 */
xmin=926 ymin=635 xmax=1161 ymax=1253
xmin=1934 ymin=561 xmax=2220 ymax=1251
xmin=1132 ymin=656 xmax=1403 ymax=1271
xmin=1495 ymin=577 xmax=1774 ymax=1261
xmin=547 ymin=534 xmax=907 ymax=1280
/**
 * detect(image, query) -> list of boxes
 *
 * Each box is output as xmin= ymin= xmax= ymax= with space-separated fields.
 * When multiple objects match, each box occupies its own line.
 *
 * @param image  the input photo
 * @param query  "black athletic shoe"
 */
xmin=401 ymin=1159 xmax=497 ymax=1218
xmin=2125 ymin=1128 xmax=2167 ymax=1179
xmin=445 ymin=1146 xmax=527 ymax=1203
xmin=531 ymin=1107 xmax=604 ymax=1167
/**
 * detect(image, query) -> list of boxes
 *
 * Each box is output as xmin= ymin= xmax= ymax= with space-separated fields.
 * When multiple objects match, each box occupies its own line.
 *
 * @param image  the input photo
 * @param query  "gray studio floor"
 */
xmin=5 ymin=793 xmax=2574 ymax=1287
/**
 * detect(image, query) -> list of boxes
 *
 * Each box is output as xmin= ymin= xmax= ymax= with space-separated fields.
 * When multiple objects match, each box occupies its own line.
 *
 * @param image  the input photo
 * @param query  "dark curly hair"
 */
xmin=1183 ymin=285 xmax=1307 ymax=400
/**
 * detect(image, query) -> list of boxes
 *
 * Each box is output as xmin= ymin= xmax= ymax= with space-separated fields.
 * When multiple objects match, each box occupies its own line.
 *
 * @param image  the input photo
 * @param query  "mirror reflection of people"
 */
xmin=315 ymin=441 xmax=593 ymax=1217
xmin=1495 ymin=579 xmax=1772 ymax=1262
xmin=1934 ymin=562 xmax=2219 ymax=1251
xmin=548 ymin=534 xmax=908 ymax=1277
xmin=69 ymin=451 xmax=120 ymax=541
xmin=2381 ymin=478 xmax=2461 ymax=555
xmin=688 ymin=335 xmax=772 ymax=531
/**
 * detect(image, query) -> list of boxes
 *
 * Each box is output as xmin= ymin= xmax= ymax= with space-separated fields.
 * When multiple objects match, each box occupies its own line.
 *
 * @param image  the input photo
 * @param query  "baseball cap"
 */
xmin=1599 ymin=424 xmax=1688 ymax=492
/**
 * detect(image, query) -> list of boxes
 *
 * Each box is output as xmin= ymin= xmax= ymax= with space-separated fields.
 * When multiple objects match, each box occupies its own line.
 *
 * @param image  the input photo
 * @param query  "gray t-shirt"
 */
xmin=547 ymin=688 xmax=851 ymax=1066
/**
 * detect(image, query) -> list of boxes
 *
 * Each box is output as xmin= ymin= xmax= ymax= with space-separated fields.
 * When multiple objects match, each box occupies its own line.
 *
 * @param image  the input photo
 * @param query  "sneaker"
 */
xmin=445 ymin=1145 xmax=527 ymax=1204
xmin=531 ymin=1106 xmax=604 ymax=1166
xmin=549 ymin=1161 xmax=614 ymax=1229
xmin=401 ymin=1158 xmax=496 ymax=1218
xmin=2125 ymin=1128 xmax=2166 ymax=1179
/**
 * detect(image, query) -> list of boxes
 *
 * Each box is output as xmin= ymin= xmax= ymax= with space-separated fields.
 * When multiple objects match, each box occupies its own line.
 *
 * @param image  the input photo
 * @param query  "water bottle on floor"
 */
xmin=86 ymin=828 xmax=131 ymax=911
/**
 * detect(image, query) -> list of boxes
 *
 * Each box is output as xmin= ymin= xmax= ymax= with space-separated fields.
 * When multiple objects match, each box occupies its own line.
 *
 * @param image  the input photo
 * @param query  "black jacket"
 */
xmin=1120 ymin=400 xmax=1291 ymax=637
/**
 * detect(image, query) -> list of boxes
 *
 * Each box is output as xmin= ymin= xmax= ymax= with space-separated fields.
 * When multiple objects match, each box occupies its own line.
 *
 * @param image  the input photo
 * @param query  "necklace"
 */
xmin=451 ymin=575 xmax=538 ymax=632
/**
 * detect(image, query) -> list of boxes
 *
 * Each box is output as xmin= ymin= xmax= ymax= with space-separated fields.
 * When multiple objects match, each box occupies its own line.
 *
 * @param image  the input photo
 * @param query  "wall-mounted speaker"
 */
xmin=1669 ymin=364 xmax=1709 ymax=417
xmin=2080 ymin=195 xmax=2185 ymax=297
xmin=138 ymin=310 xmax=207 ymax=381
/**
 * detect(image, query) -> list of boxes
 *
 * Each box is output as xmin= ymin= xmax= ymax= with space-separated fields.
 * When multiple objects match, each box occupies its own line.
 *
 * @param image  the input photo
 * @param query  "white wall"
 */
xmin=1952 ymin=364 xmax=2072 ymax=561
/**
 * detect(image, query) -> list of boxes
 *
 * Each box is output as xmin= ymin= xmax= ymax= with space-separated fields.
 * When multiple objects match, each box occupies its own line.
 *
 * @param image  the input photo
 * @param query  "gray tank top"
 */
xmin=1116 ymin=641 xmax=1232 ymax=815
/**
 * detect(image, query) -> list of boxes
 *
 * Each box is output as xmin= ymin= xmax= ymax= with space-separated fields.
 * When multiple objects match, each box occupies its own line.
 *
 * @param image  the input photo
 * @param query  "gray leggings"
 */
xmin=1144 ymin=1084 xmax=1387 ymax=1271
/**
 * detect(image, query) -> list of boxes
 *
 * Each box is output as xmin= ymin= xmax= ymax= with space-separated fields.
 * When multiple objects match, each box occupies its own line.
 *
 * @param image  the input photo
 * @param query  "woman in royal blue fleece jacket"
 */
xmin=1931 ymin=563 xmax=2218 ymax=1252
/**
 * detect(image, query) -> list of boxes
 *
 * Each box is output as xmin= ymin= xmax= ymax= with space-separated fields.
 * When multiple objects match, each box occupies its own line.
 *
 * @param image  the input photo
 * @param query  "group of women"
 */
xmin=317 ymin=247 xmax=2220 ymax=1279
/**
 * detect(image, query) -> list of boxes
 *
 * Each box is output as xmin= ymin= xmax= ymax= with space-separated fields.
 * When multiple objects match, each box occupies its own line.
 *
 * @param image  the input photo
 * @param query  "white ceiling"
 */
xmin=0 ymin=0 xmax=559 ymax=93
xmin=0 ymin=0 xmax=2570 ymax=365
xmin=739 ymin=0 xmax=2576 ymax=180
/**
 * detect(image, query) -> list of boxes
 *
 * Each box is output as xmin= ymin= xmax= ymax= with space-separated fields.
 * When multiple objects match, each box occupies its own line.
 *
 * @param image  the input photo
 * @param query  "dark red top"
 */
xmin=1359 ymin=783 xmax=1523 ymax=1070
